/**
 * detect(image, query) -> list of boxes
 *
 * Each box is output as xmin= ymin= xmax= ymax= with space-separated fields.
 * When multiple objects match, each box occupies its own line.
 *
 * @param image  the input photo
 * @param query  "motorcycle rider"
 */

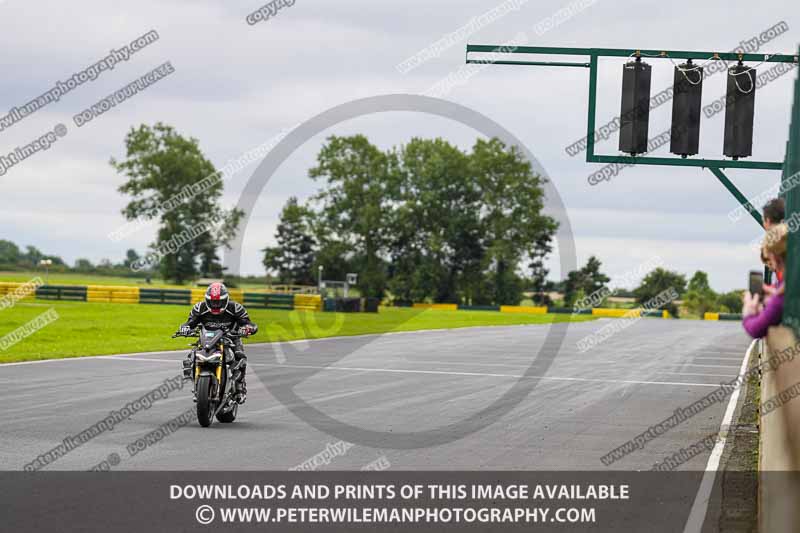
xmin=179 ymin=282 xmax=258 ymax=404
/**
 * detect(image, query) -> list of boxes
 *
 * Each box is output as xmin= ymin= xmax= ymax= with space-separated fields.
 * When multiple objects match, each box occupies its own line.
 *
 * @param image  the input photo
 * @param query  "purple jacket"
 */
xmin=742 ymin=285 xmax=784 ymax=338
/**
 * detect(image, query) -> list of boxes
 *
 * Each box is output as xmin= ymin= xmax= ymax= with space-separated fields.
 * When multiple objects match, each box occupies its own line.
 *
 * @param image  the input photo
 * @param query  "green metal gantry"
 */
xmin=465 ymin=44 xmax=799 ymax=227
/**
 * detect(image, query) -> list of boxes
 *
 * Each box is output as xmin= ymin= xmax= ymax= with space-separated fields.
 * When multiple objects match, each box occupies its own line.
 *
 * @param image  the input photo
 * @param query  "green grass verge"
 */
xmin=0 ymin=301 xmax=597 ymax=363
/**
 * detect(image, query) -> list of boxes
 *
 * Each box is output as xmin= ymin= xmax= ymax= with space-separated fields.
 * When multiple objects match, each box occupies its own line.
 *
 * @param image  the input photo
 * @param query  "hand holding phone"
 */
xmin=749 ymin=270 xmax=765 ymax=299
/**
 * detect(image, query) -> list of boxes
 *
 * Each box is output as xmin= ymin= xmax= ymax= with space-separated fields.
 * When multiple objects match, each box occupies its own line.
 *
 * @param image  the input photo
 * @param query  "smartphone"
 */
xmin=749 ymin=270 xmax=765 ymax=299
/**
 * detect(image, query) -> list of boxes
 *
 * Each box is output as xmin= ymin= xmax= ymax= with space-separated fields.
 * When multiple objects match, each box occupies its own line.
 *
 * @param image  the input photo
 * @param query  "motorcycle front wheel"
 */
xmin=196 ymin=375 xmax=215 ymax=427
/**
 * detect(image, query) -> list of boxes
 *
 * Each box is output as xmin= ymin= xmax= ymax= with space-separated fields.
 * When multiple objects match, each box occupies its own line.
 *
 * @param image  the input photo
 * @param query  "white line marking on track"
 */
xmin=674 ymin=363 xmax=743 ymax=369
xmin=57 ymin=356 xmax=740 ymax=380
xmin=96 ymin=356 xmax=177 ymax=363
xmin=655 ymin=371 xmax=738 ymax=378
xmin=0 ymin=323 xmax=575 ymax=368
xmin=254 ymin=363 xmax=725 ymax=388
xmin=567 ymin=361 xmax=743 ymax=369
xmin=682 ymin=338 xmax=754 ymax=532
xmin=690 ymin=357 xmax=751 ymax=361
xmin=0 ymin=351 xmax=185 ymax=367
xmin=378 ymin=360 xmax=738 ymax=378
xmin=0 ymin=358 xmax=88 ymax=367
xmin=77 ymin=356 xmax=741 ymax=382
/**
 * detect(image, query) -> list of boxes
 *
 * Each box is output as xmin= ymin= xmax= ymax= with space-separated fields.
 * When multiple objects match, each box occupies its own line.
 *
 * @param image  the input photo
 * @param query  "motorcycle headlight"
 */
xmin=196 ymin=352 xmax=222 ymax=363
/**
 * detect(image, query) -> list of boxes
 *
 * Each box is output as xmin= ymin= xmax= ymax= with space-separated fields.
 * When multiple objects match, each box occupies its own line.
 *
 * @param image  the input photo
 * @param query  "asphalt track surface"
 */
xmin=0 ymin=318 xmax=750 ymax=472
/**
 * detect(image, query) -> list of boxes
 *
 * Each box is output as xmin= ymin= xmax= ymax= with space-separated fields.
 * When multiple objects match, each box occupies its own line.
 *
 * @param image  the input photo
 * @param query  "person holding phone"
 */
xmin=742 ymin=223 xmax=787 ymax=338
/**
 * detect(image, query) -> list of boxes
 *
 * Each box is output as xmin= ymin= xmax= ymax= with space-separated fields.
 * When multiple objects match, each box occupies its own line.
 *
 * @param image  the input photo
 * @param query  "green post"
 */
xmin=782 ymin=47 xmax=800 ymax=335
xmin=585 ymin=54 xmax=598 ymax=162
xmin=466 ymin=41 xmax=799 ymax=311
xmin=708 ymin=168 xmax=763 ymax=227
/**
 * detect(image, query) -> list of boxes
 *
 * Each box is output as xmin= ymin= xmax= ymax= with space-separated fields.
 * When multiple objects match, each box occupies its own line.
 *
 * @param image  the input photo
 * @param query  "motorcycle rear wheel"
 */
xmin=216 ymin=402 xmax=238 ymax=423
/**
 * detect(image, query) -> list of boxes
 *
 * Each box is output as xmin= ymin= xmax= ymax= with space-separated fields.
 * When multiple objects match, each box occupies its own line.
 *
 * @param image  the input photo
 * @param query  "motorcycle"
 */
xmin=173 ymin=325 xmax=249 ymax=427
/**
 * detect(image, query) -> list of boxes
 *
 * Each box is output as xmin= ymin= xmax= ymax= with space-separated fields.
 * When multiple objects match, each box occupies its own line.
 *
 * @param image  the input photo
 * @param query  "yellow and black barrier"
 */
xmin=591 ymin=308 xmax=639 ymax=318
xmin=703 ymin=312 xmax=742 ymax=321
xmin=294 ymin=294 xmax=322 ymax=311
xmin=0 ymin=282 xmax=332 ymax=314
xmin=412 ymin=303 xmax=458 ymax=311
xmin=0 ymin=281 xmax=742 ymax=320
xmin=500 ymin=305 xmax=548 ymax=314
xmin=0 ymin=282 xmax=299 ymax=311
xmin=86 ymin=285 xmax=139 ymax=304
xmin=0 ymin=282 xmax=40 ymax=301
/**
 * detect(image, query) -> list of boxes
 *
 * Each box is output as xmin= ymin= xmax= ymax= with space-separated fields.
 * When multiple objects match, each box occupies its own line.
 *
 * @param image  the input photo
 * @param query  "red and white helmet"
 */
xmin=205 ymin=282 xmax=229 ymax=315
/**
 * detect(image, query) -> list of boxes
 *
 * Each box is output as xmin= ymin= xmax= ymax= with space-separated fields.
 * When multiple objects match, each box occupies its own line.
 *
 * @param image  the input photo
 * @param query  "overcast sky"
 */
xmin=1 ymin=0 xmax=798 ymax=291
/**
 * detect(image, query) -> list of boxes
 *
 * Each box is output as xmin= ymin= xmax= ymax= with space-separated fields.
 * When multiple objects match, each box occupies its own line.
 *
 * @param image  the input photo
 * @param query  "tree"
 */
xmin=110 ymin=123 xmax=242 ymax=284
xmin=197 ymin=239 xmax=225 ymax=278
xmin=263 ymin=197 xmax=317 ymax=285
xmin=22 ymin=245 xmax=44 ymax=267
xmin=469 ymin=138 xmax=557 ymax=305
xmin=389 ymin=138 xmax=481 ymax=303
xmin=122 ymin=249 xmax=140 ymax=268
xmin=308 ymin=135 xmax=396 ymax=298
xmin=634 ymin=268 xmax=687 ymax=317
xmin=684 ymin=271 xmax=718 ymax=317
xmin=528 ymin=233 xmax=552 ymax=305
xmin=312 ymin=239 xmax=352 ymax=287
xmin=0 ymin=240 xmax=20 ymax=265
xmin=563 ymin=256 xmax=610 ymax=307
xmin=581 ymin=256 xmax=610 ymax=297
xmin=74 ymin=258 xmax=94 ymax=272
xmin=562 ymin=270 xmax=583 ymax=308
xmin=287 ymin=134 xmax=557 ymax=305
xmin=718 ymin=290 xmax=744 ymax=313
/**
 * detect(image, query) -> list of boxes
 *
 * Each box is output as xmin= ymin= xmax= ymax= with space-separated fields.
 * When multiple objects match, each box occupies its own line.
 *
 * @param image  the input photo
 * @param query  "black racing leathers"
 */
xmin=180 ymin=301 xmax=258 ymax=401
xmin=182 ymin=300 xmax=258 ymax=333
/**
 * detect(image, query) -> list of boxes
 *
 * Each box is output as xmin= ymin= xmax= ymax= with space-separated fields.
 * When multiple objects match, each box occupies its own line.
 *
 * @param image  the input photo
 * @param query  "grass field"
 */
xmin=0 ymin=300 xmax=597 ymax=363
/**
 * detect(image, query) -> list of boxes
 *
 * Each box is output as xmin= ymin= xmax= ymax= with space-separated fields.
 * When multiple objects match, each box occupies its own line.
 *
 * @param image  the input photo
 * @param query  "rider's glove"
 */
xmin=180 ymin=325 xmax=192 ymax=335
xmin=238 ymin=326 xmax=251 ymax=336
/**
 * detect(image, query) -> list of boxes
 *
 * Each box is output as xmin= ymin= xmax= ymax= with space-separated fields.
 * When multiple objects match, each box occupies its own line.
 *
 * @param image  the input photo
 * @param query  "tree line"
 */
xmin=263 ymin=135 xmax=557 ymax=305
xmin=0 ymin=121 xmax=747 ymax=315
xmin=552 ymin=256 xmax=742 ymax=317
xmin=0 ymin=240 xmax=146 ymax=277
